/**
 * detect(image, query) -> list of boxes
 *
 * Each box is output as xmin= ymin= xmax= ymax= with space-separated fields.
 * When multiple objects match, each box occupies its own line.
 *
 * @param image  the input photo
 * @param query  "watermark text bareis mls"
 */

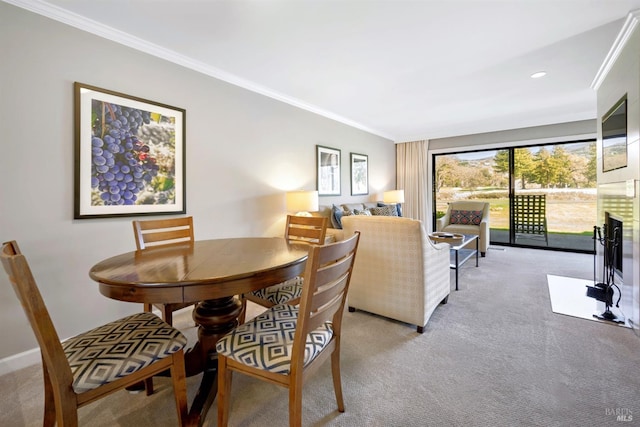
xmin=606 ymin=408 xmax=632 ymax=422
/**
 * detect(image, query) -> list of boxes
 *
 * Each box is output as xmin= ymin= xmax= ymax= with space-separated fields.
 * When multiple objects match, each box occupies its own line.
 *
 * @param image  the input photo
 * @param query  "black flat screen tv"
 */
xmin=602 ymin=95 xmax=627 ymax=172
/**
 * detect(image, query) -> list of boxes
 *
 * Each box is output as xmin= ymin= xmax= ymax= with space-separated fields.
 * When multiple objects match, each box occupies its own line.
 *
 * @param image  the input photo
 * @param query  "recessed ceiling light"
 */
xmin=531 ymin=71 xmax=547 ymax=79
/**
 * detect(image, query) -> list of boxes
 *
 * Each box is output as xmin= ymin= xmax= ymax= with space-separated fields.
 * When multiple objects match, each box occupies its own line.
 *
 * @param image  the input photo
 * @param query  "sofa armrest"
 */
xmin=425 ymin=238 xmax=450 ymax=272
xmin=479 ymin=218 xmax=489 ymax=237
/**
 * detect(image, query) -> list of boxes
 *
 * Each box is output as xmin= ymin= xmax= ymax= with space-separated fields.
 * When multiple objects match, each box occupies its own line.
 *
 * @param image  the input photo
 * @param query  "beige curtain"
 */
xmin=396 ymin=140 xmax=429 ymax=223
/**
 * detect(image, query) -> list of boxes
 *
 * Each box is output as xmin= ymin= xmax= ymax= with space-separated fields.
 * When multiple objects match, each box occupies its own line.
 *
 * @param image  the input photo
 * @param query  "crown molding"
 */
xmin=591 ymin=9 xmax=640 ymax=90
xmin=3 ymin=0 xmax=394 ymax=141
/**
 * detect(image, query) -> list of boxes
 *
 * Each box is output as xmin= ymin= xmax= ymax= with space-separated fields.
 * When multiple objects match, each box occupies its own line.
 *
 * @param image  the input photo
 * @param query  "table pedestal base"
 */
xmin=186 ymin=296 xmax=243 ymax=426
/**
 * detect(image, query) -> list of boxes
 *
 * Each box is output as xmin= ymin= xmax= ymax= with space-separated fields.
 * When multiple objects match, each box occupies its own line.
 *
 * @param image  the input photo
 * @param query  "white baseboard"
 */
xmin=0 ymin=347 xmax=40 ymax=377
xmin=0 ymin=307 xmax=185 ymax=377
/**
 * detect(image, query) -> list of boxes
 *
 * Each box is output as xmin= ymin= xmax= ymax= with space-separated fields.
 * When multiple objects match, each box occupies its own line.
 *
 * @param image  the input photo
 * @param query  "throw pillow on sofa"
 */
xmin=331 ymin=204 xmax=353 ymax=229
xmin=377 ymin=202 xmax=402 ymax=217
xmin=370 ymin=205 xmax=398 ymax=217
xmin=353 ymin=208 xmax=372 ymax=216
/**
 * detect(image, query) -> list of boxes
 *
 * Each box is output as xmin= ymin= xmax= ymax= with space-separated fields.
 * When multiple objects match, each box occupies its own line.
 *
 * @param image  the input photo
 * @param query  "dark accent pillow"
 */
xmin=331 ymin=205 xmax=353 ymax=229
xmin=331 ymin=204 xmax=343 ymax=229
xmin=449 ymin=209 xmax=483 ymax=225
xmin=377 ymin=202 xmax=402 ymax=217
xmin=370 ymin=205 xmax=399 ymax=216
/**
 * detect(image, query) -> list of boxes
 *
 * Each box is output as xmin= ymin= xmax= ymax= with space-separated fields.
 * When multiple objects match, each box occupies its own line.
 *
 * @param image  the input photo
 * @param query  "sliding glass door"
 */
xmin=433 ymin=140 xmax=596 ymax=253
xmin=434 ymin=149 xmax=510 ymax=245
xmin=512 ymin=143 xmax=596 ymax=251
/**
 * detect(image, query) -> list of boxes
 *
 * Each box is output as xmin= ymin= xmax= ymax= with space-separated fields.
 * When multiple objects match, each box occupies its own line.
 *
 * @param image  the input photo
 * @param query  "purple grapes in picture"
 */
xmin=90 ymin=100 xmax=173 ymax=206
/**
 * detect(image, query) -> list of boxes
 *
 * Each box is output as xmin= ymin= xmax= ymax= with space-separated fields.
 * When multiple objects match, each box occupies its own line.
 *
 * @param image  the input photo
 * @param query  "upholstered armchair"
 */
xmin=341 ymin=215 xmax=450 ymax=333
xmin=436 ymin=201 xmax=490 ymax=256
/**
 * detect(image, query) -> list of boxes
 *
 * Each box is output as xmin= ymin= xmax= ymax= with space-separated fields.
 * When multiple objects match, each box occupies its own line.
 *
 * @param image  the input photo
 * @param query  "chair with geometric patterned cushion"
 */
xmin=1 ymin=240 xmax=190 ymax=426
xmin=436 ymin=201 xmax=490 ymax=256
xmin=132 ymin=216 xmax=196 ymax=326
xmin=240 ymin=215 xmax=328 ymax=322
xmin=216 ymin=231 xmax=360 ymax=427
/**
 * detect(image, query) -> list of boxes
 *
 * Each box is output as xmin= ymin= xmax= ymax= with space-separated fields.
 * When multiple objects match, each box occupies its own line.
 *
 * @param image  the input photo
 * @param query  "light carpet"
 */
xmin=1 ymin=246 xmax=639 ymax=426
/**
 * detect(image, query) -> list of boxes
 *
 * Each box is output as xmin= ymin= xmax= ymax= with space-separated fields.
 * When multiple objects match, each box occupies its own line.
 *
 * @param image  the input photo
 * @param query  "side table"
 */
xmin=449 ymin=234 xmax=479 ymax=291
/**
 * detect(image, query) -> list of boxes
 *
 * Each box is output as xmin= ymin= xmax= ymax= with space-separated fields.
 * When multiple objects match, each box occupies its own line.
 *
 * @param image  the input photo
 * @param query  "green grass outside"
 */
xmin=436 ymin=192 xmax=597 ymax=235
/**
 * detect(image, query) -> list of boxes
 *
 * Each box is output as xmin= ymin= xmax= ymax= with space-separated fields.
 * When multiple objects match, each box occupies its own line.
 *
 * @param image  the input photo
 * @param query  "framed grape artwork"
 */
xmin=74 ymin=82 xmax=186 ymax=219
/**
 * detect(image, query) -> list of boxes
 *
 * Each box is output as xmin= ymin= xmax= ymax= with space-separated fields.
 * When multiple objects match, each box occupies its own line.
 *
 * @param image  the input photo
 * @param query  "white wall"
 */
xmin=0 ymin=3 xmax=395 ymax=367
xmin=595 ymin=13 xmax=640 ymax=333
xmin=428 ymin=119 xmax=596 ymax=151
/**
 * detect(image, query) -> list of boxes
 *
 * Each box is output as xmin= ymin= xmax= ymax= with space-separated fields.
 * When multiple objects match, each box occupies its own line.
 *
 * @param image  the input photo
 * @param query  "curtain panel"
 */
xmin=396 ymin=140 xmax=429 ymax=224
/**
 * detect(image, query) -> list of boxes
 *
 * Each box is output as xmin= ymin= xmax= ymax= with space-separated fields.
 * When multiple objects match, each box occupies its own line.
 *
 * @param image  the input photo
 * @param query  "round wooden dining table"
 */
xmin=89 ymin=237 xmax=308 ymax=426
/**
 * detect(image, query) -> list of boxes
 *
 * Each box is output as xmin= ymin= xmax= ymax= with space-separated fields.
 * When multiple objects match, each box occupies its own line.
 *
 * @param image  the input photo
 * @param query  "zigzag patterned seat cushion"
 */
xmin=216 ymin=304 xmax=333 ymax=374
xmin=249 ymin=276 xmax=303 ymax=305
xmin=62 ymin=311 xmax=187 ymax=393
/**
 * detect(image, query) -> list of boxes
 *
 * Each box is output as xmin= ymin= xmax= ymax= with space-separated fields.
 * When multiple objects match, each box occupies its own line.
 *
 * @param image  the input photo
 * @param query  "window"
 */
xmin=433 ymin=140 xmax=596 ymax=253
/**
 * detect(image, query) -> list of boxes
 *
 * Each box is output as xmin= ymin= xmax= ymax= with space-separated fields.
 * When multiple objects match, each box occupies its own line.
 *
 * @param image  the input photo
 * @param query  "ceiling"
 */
xmin=11 ymin=0 xmax=640 ymax=141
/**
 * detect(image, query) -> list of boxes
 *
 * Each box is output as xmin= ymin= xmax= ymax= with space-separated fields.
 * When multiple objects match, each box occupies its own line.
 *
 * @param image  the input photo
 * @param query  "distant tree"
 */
xmin=514 ymin=149 xmax=536 ymax=189
xmin=494 ymin=149 xmax=536 ymax=189
xmin=551 ymin=146 xmax=572 ymax=187
xmin=463 ymin=164 xmax=493 ymax=188
xmin=586 ymin=142 xmax=597 ymax=185
xmin=569 ymin=155 xmax=590 ymax=187
xmin=435 ymin=156 xmax=458 ymax=192
xmin=493 ymin=150 xmax=510 ymax=174
xmin=533 ymin=148 xmax=554 ymax=187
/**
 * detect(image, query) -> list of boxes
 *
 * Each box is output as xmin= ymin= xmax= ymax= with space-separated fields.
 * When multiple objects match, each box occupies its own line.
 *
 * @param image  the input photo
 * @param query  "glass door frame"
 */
xmin=432 ymin=139 xmax=596 ymax=255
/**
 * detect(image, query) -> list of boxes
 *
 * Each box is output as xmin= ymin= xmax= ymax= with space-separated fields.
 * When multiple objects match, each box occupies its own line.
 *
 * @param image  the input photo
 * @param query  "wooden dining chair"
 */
xmin=0 ymin=240 xmax=190 ymax=426
xmin=132 ymin=216 xmax=195 ymax=325
xmin=240 ymin=215 xmax=328 ymax=321
xmin=216 ymin=231 xmax=360 ymax=427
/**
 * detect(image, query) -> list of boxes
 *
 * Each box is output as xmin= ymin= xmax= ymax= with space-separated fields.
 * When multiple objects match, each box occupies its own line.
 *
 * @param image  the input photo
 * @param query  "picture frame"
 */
xmin=602 ymin=95 xmax=627 ymax=173
xmin=350 ymin=153 xmax=368 ymax=195
xmin=74 ymin=82 xmax=186 ymax=219
xmin=316 ymin=145 xmax=341 ymax=196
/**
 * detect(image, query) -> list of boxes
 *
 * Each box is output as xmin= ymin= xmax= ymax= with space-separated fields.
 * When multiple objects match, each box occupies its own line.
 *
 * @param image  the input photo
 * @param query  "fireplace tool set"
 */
xmin=587 ymin=225 xmax=624 ymax=323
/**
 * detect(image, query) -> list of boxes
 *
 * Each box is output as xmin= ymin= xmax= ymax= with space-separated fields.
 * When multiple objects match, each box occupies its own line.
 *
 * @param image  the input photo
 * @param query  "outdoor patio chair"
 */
xmin=513 ymin=194 xmax=549 ymax=245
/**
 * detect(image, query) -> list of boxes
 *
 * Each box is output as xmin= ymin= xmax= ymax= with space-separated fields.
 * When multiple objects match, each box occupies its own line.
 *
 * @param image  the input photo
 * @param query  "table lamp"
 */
xmin=383 ymin=189 xmax=404 ymax=216
xmin=286 ymin=190 xmax=319 ymax=216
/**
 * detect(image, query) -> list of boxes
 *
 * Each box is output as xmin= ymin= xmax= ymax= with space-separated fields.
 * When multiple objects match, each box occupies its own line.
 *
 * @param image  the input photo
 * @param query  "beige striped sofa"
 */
xmin=341 ymin=215 xmax=451 ymax=333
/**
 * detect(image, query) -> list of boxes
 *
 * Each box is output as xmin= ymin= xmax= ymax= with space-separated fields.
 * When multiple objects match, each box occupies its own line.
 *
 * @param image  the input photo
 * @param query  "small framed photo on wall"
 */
xmin=350 ymin=153 xmax=368 ymax=195
xmin=316 ymin=145 xmax=341 ymax=196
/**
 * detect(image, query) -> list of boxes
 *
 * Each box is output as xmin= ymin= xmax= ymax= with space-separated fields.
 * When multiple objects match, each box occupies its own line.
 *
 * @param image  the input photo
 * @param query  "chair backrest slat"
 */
xmin=133 ymin=217 xmax=194 ymax=250
xmin=305 ymin=276 xmax=350 ymax=333
xmin=285 ymin=215 xmax=328 ymax=244
xmin=310 ymin=257 xmax=353 ymax=311
xmin=1 ymin=241 xmax=73 ymax=388
xmin=293 ymin=232 xmax=360 ymax=358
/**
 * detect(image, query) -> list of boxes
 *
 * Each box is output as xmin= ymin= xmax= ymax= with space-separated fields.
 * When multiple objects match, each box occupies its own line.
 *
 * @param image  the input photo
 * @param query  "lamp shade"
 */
xmin=286 ymin=190 xmax=319 ymax=214
xmin=383 ymin=190 xmax=405 ymax=204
